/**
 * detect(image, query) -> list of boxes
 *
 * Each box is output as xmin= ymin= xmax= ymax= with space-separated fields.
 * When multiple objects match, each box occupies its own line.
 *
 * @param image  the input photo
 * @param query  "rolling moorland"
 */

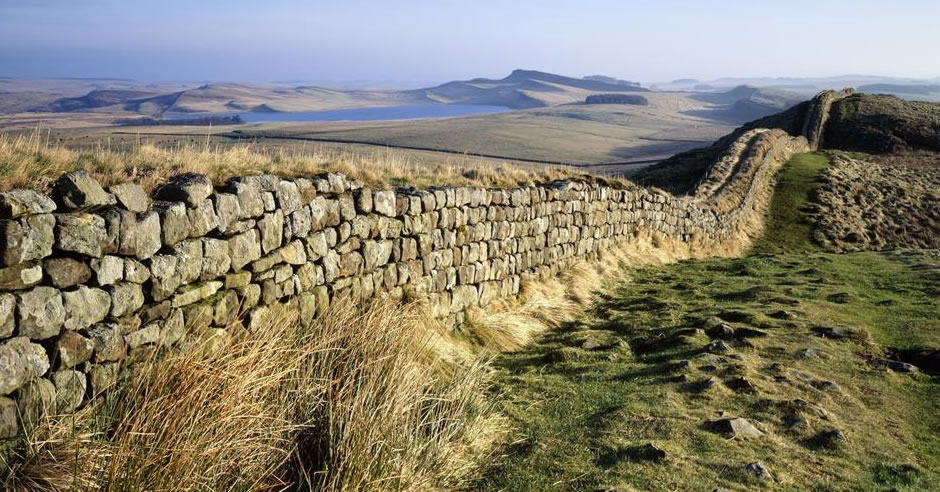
xmin=0 ymin=70 xmax=811 ymax=171
xmin=0 ymin=84 xmax=937 ymax=492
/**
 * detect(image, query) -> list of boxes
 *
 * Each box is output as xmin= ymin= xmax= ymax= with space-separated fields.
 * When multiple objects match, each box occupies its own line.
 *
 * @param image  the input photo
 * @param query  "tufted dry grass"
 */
xmin=0 ymin=132 xmax=585 ymax=194
xmin=1 ymin=299 xmax=503 ymax=492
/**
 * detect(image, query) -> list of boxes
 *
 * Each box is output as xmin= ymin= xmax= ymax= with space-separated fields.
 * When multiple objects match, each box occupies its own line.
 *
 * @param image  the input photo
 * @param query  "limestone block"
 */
xmin=87 ymin=323 xmax=126 ymax=362
xmin=0 ymin=262 xmax=42 ymax=290
xmin=0 ymin=189 xmax=56 ymax=219
xmin=44 ymin=257 xmax=91 ymax=288
xmin=0 ymin=337 xmax=50 ymax=395
xmin=1 ymin=214 xmax=55 ymax=266
xmin=62 ymin=286 xmax=111 ymax=331
xmin=52 ymin=369 xmax=86 ymax=412
xmin=52 ymin=171 xmax=115 ymax=210
xmin=157 ymin=173 xmax=213 ymax=208
xmin=152 ymin=201 xmax=190 ymax=246
xmin=17 ymin=286 xmax=64 ymax=340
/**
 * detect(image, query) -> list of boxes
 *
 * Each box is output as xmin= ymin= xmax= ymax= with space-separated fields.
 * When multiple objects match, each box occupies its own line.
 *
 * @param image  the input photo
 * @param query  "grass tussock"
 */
xmin=0 ymin=132 xmax=583 ymax=193
xmin=462 ymin=235 xmax=690 ymax=352
xmin=2 ymin=299 xmax=502 ymax=492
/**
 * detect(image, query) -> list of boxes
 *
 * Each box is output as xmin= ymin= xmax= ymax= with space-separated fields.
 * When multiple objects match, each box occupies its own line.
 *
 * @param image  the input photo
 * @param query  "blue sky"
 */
xmin=1 ymin=0 xmax=938 ymax=84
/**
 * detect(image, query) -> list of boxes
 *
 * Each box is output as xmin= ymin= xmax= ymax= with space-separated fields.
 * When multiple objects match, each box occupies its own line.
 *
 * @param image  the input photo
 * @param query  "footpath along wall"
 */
xmin=0 ymin=91 xmax=847 ymax=438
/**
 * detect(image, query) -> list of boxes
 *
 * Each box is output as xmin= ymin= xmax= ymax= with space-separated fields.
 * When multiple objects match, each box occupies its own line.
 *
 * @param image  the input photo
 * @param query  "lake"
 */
xmin=168 ymin=104 xmax=510 ymax=123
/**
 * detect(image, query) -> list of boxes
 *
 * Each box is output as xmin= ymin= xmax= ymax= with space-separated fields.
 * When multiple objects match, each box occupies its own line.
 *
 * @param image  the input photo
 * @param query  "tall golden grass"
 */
xmin=2 ymin=299 xmax=503 ymax=491
xmin=0 ymin=131 xmax=580 ymax=193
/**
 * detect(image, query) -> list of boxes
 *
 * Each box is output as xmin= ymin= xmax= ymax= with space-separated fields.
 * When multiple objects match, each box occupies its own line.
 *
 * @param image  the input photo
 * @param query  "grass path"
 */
xmin=476 ymin=153 xmax=940 ymax=491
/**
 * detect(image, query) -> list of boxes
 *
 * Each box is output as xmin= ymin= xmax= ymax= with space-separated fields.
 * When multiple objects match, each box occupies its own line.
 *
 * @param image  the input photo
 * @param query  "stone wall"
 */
xmin=0 ymin=92 xmax=839 ymax=438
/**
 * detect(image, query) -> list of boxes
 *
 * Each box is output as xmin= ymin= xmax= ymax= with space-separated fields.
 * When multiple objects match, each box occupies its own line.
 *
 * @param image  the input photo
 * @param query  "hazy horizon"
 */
xmin=2 ymin=0 xmax=939 ymax=85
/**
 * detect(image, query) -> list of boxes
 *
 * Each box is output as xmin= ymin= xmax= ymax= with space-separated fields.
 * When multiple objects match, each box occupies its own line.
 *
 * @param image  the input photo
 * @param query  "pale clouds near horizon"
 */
xmin=1 ymin=0 xmax=938 ymax=83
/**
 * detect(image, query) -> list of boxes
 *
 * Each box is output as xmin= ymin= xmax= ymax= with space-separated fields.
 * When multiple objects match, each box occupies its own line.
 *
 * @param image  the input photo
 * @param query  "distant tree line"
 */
xmin=115 ymin=115 xmax=244 ymax=126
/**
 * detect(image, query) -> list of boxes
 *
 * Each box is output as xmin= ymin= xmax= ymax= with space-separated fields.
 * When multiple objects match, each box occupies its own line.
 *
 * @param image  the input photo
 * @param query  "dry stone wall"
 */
xmin=0 ymin=91 xmax=842 ymax=438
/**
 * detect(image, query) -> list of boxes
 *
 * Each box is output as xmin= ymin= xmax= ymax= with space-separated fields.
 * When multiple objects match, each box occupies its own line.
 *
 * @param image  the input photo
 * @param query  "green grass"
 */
xmin=476 ymin=153 xmax=940 ymax=491
xmin=750 ymin=152 xmax=829 ymax=255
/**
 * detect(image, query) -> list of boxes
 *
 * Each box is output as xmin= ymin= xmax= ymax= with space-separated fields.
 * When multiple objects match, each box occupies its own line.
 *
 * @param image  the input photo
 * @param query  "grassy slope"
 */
xmin=826 ymin=94 xmax=940 ymax=154
xmin=477 ymin=153 xmax=940 ymax=491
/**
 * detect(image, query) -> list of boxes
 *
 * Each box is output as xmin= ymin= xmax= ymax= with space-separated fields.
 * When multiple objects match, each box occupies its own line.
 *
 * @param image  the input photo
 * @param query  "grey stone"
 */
xmin=201 ymin=238 xmax=231 ymax=280
xmin=134 ymin=210 xmax=162 ymax=259
xmin=276 ymin=180 xmax=301 ymax=213
xmin=16 ymin=377 xmax=55 ymax=427
xmin=213 ymin=289 xmax=239 ymax=326
xmin=251 ymin=240 xmax=306 ymax=272
xmin=149 ymin=254 xmax=179 ymax=301
xmin=124 ymin=258 xmax=151 ymax=284
xmin=52 ymin=171 xmax=115 ymax=210
xmin=0 ymin=293 xmax=13 ymax=337
xmin=374 ymin=190 xmax=396 ymax=216
xmin=52 ymin=369 xmax=86 ymax=412
xmin=181 ymin=302 xmax=213 ymax=335
xmin=160 ymin=308 xmax=185 ymax=346
xmin=288 ymin=207 xmax=312 ymax=239
xmin=239 ymin=283 xmax=261 ymax=310
xmin=214 ymin=192 xmax=241 ymax=233
xmin=873 ymin=358 xmax=918 ymax=373
xmin=62 ymin=286 xmax=111 ymax=331
xmin=305 ymin=231 xmax=329 ymax=260
xmin=362 ymin=240 xmax=392 ymax=271
xmin=172 ymin=281 xmax=223 ymax=308
xmin=227 ymin=181 xmax=265 ymax=219
xmin=744 ymin=462 xmax=773 ymax=482
xmin=0 ymin=262 xmax=42 ymax=290
xmin=326 ymin=173 xmax=347 ymax=193
xmin=0 ymin=337 xmax=50 ymax=395
xmin=44 ymin=257 xmax=92 ymax=288
xmin=88 ymin=362 xmax=120 ymax=395
xmin=707 ymin=339 xmax=731 ymax=353
xmin=354 ymin=188 xmax=373 ymax=213
xmin=197 ymin=328 xmax=229 ymax=356
xmin=56 ymin=331 xmax=94 ymax=368
xmin=258 ymin=210 xmax=284 ymax=254
xmin=152 ymin=201 xmax=190 ymax=246
xmin=224 ymin=271 xmax=252 ymax=289
xmin=1 ymin=213 xmax=55 ymax=266
xmin=157 ymin=173 xmax=213 ymax=207
xmin=706 ymin=417 xmax=764 ymax=439
xmin=55 ymin=213 xmax=108 ymax=257
xmin=90 ymin=255 xmax=123 ymax=286
xmin=186 ymin=198 xmax=218 ymax=237
xmin=17 ymin=286 xmax=64 ymax=340
xmin=125 ymin=322 xmax=161 ymax=348
xmin=141 ymin=300 xmax=172 ymax=324
xmin=705 ymin=322 xmax=735 ymax=339
xmin=86 ymin=323 xmax=125 ymax=362
xmin=172 ymin=239 xmax=203 ymax=284
xmin=0 ymin=189 xmax=56 ymax=219
xmin=0 ymin=397 xmax=17 ymax=438
xmin=801 ymin=348 xmax=829 ymax=359
xmin=109 ymin=183 xmax=150 ymax=212
xmin=338 ymin=193 xmax=356 ymax=221
xmin=239 ymin=174 xmax=280 ymax=192
xmin=109 ymin=282 xmax=144 ymax=318
xmin=228 ymin=229 xmax=262 ymax=271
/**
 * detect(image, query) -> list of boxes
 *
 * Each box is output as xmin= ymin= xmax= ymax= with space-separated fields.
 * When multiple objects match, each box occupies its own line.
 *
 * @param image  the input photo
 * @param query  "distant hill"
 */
xmin=35 ymin=89 xmax=162 ymax=113
xmin=413 ymin=69 xmax=650 ymax=109
xmin=686 ymin=85 xmax=806 ymax=123
xmin=635 ymin=92 xmax=940 ymax=192
xmin=857 ymin=83 xmax=940 ymax=96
